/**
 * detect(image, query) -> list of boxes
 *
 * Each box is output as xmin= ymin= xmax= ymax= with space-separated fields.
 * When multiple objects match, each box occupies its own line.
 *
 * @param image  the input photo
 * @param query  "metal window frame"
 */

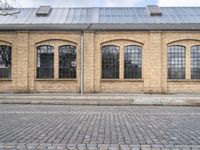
xmin=58 ymin=45 xmax=77 ymax=79
xmin=0 ymin=45 xmax=12 ymax=79
xmin=36 ymin=45 xmax=54 ymax=79
xmin=101 ymin=45 xmax=120 ymax=79
xmin=168 ymin=45 xmax=186 ymax=79
xmin=191 ymin=45 xmax=200 ymax=79
xmin=124 ymin=45 xmax=142 ymax=79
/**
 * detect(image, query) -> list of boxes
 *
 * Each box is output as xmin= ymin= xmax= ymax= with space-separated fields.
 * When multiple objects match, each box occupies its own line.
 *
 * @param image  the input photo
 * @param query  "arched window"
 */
xmin=37 ymin=45 xmax=54 ymax=78
xmin=124 ymin=45 xmax=142 ymax=79
xmin=59 ymin=45 xmax=76 ymax=78
xmin=168 ymin=45 xmax=186 ymax=79
xmin=102 ymin=45 xmax=119 ymax=79
xmin=191 ymin=46 xmax=200 ymax=79
xmin=0 ymin=45 xmax=11 ymax=78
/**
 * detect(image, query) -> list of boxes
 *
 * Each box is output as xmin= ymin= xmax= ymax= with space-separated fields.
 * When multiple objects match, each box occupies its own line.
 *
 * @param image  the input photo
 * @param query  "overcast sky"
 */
xmin=11 ymin=0 xmax=200 ymax=7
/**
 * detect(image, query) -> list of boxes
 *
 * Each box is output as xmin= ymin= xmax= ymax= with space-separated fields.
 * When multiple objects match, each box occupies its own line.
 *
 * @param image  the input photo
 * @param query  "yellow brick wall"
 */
xmin=0 ymin=31 xmax=200 ymax=93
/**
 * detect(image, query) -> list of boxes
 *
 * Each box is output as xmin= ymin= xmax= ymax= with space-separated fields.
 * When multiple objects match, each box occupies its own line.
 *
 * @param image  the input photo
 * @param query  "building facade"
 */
xmin=1 ymin=6 xmax=200 ymax=94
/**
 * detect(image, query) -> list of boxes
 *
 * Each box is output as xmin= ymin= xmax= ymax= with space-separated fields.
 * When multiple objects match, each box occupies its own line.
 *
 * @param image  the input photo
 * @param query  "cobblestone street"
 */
xmin=0 ymin=105 xmax=199 ymax=150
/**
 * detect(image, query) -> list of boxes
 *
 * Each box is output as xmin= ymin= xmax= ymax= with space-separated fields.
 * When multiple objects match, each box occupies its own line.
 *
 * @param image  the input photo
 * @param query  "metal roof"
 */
xmin=1 ymin=7 xmax=200 ymax=31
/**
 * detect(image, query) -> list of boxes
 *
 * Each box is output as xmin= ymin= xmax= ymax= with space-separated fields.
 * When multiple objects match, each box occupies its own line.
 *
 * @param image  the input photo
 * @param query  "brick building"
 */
xmin=0 ymin=5 xmax=200 ymax=94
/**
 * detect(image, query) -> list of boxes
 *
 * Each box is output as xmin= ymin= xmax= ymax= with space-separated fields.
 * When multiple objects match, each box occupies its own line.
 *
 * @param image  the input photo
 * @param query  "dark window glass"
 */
xmin=0 ymin=45 xmax=11 ymax=78
xmin=168 ymin=45 xmax=186 ymax=79
xmin=59 ymin=45 xmax=76 ymax=78
xmin=102 ymin=45 xmax=119 ymax=79
xmin=191 ymin=46 xmax=200 ymax=79
xmin=124 ymin=45 xmax=142 ymax=79
xmin=37 ymin=45 xmax=54 ymax=78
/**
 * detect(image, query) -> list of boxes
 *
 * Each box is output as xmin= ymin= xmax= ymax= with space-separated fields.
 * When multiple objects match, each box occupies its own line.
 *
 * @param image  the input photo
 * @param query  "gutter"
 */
xmin=2 ymin=23 xmax=200 ymax=31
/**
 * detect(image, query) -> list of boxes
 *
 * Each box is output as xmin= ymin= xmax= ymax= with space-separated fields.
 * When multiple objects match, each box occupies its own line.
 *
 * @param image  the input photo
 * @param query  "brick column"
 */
xmin=14 ymin=32 xmax=29 ymax=92
xmin=147 ymin=31 xmax=162 ymax=93
xmin=83 ymin=32 xmax=95 ymax=93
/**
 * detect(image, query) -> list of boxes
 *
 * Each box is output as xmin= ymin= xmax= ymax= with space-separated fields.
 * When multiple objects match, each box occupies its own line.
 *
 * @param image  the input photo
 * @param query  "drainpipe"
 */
xmin=80 ymin=31 xmax=84 ymax=95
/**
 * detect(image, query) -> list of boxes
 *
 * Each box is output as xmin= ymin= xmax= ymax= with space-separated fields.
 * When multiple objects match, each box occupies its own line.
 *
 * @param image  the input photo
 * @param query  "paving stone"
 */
xmin=0 ymin=105 xmax=199 ymax=150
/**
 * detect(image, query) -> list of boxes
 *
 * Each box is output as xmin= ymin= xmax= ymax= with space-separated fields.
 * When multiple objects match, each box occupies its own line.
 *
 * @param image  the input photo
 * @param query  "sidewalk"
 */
xmin=0 ymin=93 xmax=200 ymax=106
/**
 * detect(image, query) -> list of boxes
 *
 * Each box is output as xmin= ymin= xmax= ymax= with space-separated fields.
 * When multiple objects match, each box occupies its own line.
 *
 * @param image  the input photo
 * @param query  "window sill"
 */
xmin=0 ymin=78 xmax=12 ymax=81
xmin=35 ymin=78 xmax=77 ymax=81
xmin=101 ymin=79 xmax=143 ymax=82
xmin=168 ymin=79 xmax=200 ymax=82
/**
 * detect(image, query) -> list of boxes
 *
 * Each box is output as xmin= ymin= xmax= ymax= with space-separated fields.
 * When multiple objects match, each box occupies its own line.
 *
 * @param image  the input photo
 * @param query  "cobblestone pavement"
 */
xmin=0 ymin=105 xmax=199 ymax=150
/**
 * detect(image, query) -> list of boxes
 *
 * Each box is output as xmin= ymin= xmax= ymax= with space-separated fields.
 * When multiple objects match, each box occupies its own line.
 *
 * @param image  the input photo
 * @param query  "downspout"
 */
xmin=80 ymin=31 xmax=84 ymax=94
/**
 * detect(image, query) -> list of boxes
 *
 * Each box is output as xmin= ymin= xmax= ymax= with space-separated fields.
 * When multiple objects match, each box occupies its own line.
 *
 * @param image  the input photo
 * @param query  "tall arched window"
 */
xmin=37 ymin=45 xmax=54 ymax=78
xmin=168 ymin=45 xmax=186 ymax=79
xmin=0 ymin=45 xmax=11 ymax=78
xmin=124 ymin=45 xmax=142 ymax=79
xmin=102 ymin=45 xmax=119 ymax=79
xmin=59 ymin=45 xmax=76 ymax=78
xmin=191 ymin=46 xmax=200 ymax=79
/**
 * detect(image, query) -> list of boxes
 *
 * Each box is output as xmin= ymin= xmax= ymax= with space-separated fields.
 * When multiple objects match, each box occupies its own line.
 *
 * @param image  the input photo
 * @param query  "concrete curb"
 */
xmin=0 ymin=94 xmax=200 ymax=106
xmin=0 ymin=93 xmax=200 ymax=106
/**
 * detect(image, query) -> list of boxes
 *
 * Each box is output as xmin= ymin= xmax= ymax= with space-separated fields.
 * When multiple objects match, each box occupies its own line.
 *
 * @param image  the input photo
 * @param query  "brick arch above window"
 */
xmin=101 ymin=39 xmax=143 ymax=47
xmin=35 ymin=39 xmax=77 ymax=47
xmin=167 ymin=39 xmax=200 ymax=47
xmin=0 ymin=40 xmax=12 ymax=46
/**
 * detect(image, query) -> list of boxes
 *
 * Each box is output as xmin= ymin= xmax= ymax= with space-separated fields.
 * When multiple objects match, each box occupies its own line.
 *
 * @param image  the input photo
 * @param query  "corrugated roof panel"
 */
xmin=85 ymin=8 xmax=92 ymax=23
xmin=57 ymin=8 xmax=69 ymax=24
xmin=65 ymin=8 xmax=73 ymax=23
xmin=165 ymin=7 xmax=181 ymax=23
xmin=71 ymin=8 xmax=80 ymax=23
xmin=90 ymin=8 xmax=99 ymax=23
xmin=79 ymin=8 xmax=88 ymax=23
xmin=45 ymin=8 xmax=61 ymax=24
xmin=22 ymin=9 xmax=36 ymax=24
xmin=5 ymin=8 xmax=23 ymax=24
xmin=49 ymin=8 xmax=65 ymax=24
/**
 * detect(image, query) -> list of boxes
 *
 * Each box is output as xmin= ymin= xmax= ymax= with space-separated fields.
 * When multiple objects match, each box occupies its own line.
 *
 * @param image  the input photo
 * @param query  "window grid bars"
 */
xmin=168 ymin=45 xmax=186 ymax=79
xmin=191 ymin=46 xmax=200 ymax=79
xmin=102 ymin=45 xmax=120 ymax=79
xmin=0 ymin=45 xmax=11 ymax=78
xmin=124 ymin=45 xmax=142 ymax=79
xmin=59 ymin=45 xmax=76 ymax=78
xmin=37 ymin=45 xmax=54 ymax=79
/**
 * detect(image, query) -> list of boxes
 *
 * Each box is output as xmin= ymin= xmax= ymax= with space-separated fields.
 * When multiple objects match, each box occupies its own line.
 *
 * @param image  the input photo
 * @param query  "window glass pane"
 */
xmin=124 ymin=45 xmax=142 ymax=79
xmin=102 ymin=45 xmax=119 ymax=79
xmin=37 ymin=45 xmax=54 ymax=78
xmin=59 ymin=45 xmax=76 ymax=78
xmin=168 ymin=45 xmax=185 ymax=79
xmin=0 ymin=45 xmax=11 ymax=78
xmin=191 ymin=46 xmax=200 ymax=79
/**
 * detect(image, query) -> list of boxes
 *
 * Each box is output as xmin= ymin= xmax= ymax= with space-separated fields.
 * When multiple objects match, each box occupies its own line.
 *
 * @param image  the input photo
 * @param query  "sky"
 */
xmin=9 ymin=0 xmax=200 ymax=7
